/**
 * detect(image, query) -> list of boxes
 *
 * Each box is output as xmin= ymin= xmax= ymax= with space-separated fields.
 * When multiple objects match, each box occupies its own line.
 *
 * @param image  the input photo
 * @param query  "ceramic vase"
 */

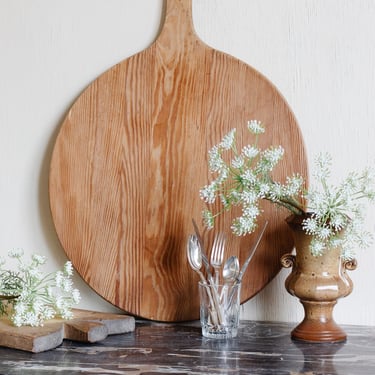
xmin=281 ymin=214 xmax=357 ymax=342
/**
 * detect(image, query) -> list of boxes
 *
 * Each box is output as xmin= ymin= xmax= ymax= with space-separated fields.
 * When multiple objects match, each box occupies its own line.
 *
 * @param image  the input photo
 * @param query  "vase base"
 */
xmin=291 ymin=320 xmax=347 ymax=343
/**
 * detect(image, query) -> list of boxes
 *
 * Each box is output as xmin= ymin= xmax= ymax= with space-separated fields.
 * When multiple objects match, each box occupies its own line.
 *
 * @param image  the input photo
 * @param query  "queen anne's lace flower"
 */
xmin=200 ymin=183 xmax=217 ymax=204
xmin=231 ymin=216 xmax=257 ymax=236
xmin=0 ymin=252 xmax=80 ymax=327
xmin=64 ymin=261 xmax=74 ymax=276
xmin=240 ymin=190 xmax=258 ymax=205
xmin=31 ymin=254 xmax=46 ymax=266
xmin=8 ymin=248 xmax=24 ymax=258
xmin=202 ymin=209 xmax=214 ymax=229
xmin=208 ymin=146 xmax=224 ymax=173
xmin=241 ymin=170 xmax=257 ymax=185
xmin=302 ymin=217 xmax=318 ymax=234
xmin=242 ymin=145 xmax=259 ymax=159
xmin=220 ymin=128 xmax=236 ymax=150
xmin=247 ymin=120 xmax=265 ymax=134
xmin=231 ymin=155 xmax=244 ymax=169
xmin=200 ymin=120 xmax=375 ymax=260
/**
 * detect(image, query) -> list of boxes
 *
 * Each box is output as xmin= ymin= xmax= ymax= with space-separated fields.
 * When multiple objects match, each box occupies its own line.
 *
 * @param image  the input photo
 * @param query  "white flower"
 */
xmin=61 ymin=309 xmax=74 ymax=320
xmin=55 ymin=271 xmax=64 ymax=288
xmin=202 ymin=210 xmax=214 ymax=230
xmin=200 ymin=183 xmax=217 ymax=204
xmin=8 ymin=249 xmax=24 ymax=258
xmin=14 ymin=301 xmax=26 ymax=315
xmin=72 ymin=289 xmax=81 ymax=304
xmin=247 ymin=120 xmax=265 ymax=134
xmin=32 ymin=254 xmax=46 ymax=266
xmin=268 ymin=183 xmax=284 ymax=201
xmin=285 ymin=175 xmax=304 ymax=196
xmin=263 ymin=146 xmax=284 ymax=168
xmin=242 ymin=145 xmax=259 ymax=159
xmin=12 ymin=314 xmax=23 ymax=327
xmin=29 ymin=268 xmax=43 ymax=281
xmin=241 ymin=190 xmax=258 ymax=205
xmin=199 ymin=120 xmax=375 ymax=259
xmin=43 ymin=306 xmax=56 ymax=320
xmin=0 ymin=252 xmax=80 ymax=327
xmin=62 ymin=278 xmax=73 ymax=293
xmin=317 ymin=226 xmax=332 ymax=240
xmin=302 ymin=217 xmax=318 ymax=235
xmin=313 ymin=152 xmax=332 ymax=180
xmin=231 ymin=216 xmax=257 ymax=236
xmin=330 ymin=214 xmax=346 ymax=231
xmin=231 ymin=155 xmax=244 ymax=169
xmin=241 ymin=170 xmax=257 ymax=185
xmin=216 ymin=168 xmax=229 ymax=184
xmin=220 ymin=129 xmax=236 ymax=150
xmin=310 ymin=239 xmax=325 ymax=257
xmin=55 ymin=296 xmax=65 ymax=310
xmin=208 ymin=146 xmax=224 ymax=173
xmin=258 ymin=183 xmax=270 ymax=198
xmin=64 ymin=261 xmax=73 ymax=276
xmin=255 ymin=146 xmax=285 ymax=173
xmin=242 ymin=204 xmax=260 ymax=219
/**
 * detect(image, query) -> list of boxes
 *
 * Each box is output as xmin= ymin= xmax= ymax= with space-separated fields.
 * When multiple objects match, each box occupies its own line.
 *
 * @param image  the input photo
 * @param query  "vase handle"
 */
xmin=280 ymin=253 xmax=295 ymax=268
xmin=343 ymin=258 xmax=357 ymax=271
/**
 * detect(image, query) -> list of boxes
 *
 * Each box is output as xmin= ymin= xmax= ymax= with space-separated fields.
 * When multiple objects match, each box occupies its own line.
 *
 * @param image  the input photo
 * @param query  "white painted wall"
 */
xmin=1 ymin=0 xmax=375 ymax=325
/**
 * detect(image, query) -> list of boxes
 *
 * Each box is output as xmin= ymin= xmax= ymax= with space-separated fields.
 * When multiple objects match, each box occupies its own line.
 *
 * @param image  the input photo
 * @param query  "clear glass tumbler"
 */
xmin=198 ymin=281 xmax=241 ymax=339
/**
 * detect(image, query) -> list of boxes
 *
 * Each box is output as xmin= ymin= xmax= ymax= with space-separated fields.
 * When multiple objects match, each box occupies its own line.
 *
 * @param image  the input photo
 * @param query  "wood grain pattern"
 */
xmin=49 ymin=0 xmax=308 ymax=321
xmin=0 ymin=309 xmax=135 ymax=353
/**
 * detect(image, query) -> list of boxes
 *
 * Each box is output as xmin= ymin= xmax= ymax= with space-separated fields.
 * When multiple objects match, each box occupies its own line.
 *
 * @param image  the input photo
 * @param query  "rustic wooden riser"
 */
xmin=0 ymin=309 xmax=135 ymax=353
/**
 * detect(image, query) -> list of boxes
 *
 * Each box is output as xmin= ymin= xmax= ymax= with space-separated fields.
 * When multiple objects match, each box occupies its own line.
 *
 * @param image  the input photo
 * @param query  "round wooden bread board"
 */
xmin=49 ymin=0 xmax=308 ymax=321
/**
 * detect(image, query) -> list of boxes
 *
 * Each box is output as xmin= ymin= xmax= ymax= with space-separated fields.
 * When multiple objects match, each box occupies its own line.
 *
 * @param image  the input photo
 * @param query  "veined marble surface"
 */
xmin=0 ymin=320 xmax=374 ymax=374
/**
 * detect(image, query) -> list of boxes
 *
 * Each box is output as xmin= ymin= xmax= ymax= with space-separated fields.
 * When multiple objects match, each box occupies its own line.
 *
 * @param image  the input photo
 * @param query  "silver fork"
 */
xmin=210 ymin=232 xmax=226 ymax=286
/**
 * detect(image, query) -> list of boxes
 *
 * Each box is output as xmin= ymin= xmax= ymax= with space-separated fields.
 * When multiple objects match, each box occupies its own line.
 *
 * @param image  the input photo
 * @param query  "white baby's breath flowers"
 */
xmin=200 ymin=121 xmax=375 ymax=259
xmin=0 ymin=251 xmax=81 ymax=327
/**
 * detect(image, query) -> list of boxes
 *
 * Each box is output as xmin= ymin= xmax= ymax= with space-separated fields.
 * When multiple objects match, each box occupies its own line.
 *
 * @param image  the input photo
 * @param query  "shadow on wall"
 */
xmin=242 ymin=267 xmax=303 ymax=323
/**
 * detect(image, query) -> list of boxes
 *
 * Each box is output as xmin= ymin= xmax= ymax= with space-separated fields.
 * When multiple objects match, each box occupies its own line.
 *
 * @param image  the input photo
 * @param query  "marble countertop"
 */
xmin=0 ymin=320 xmax=374 ymax=374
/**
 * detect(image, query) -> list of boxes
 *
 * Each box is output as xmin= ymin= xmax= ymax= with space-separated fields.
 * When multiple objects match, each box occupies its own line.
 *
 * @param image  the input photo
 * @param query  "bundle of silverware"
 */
xmin=187 ymin=220 xmax=268 ymax=328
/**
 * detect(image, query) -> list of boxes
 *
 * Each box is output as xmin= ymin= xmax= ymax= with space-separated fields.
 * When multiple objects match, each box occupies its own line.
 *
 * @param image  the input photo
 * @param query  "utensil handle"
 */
xmin=226 ymin=221 xmax=269 ymax=308
xmin=237 ymin=221 xmax=268 ymax=282
xmin=198 ymin=274 xmax=219 ymax=326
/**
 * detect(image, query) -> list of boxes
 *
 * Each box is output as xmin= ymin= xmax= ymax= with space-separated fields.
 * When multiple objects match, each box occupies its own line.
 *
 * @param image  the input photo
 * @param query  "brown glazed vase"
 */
xmin=281 ymin=214 xmax=357 ymax=342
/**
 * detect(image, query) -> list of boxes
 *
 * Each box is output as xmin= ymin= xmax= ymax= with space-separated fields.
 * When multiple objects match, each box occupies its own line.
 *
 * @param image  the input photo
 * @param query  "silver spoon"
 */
xmin=186 ymin=234 xmax=206 ymax=284
xmin=187 ymin=234 xmax=219 ymax=325
xmin=221 ymin=255 xmax=240 ymax=304
xmin=222 ymin=255 xmax=240 ymax=283
xmin=191 ymin=218 xmax=213 ymax=277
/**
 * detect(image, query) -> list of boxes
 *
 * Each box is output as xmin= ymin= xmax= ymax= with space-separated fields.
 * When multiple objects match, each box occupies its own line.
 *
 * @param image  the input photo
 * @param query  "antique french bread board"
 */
xmin=49 ymin=0 xmax=308 ymax=322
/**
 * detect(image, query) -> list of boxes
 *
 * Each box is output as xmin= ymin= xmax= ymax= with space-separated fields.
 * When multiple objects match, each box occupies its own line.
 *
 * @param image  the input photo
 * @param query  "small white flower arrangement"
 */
xmin=200 ymin=120 xmax=375 ymax=260
xmin=0 ymin=249 xmax=81 ymax=327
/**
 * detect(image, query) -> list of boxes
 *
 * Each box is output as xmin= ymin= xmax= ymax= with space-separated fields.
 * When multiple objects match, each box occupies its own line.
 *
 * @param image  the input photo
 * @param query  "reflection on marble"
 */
xmin=0 ymin=320 xmax=375 ymax=374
